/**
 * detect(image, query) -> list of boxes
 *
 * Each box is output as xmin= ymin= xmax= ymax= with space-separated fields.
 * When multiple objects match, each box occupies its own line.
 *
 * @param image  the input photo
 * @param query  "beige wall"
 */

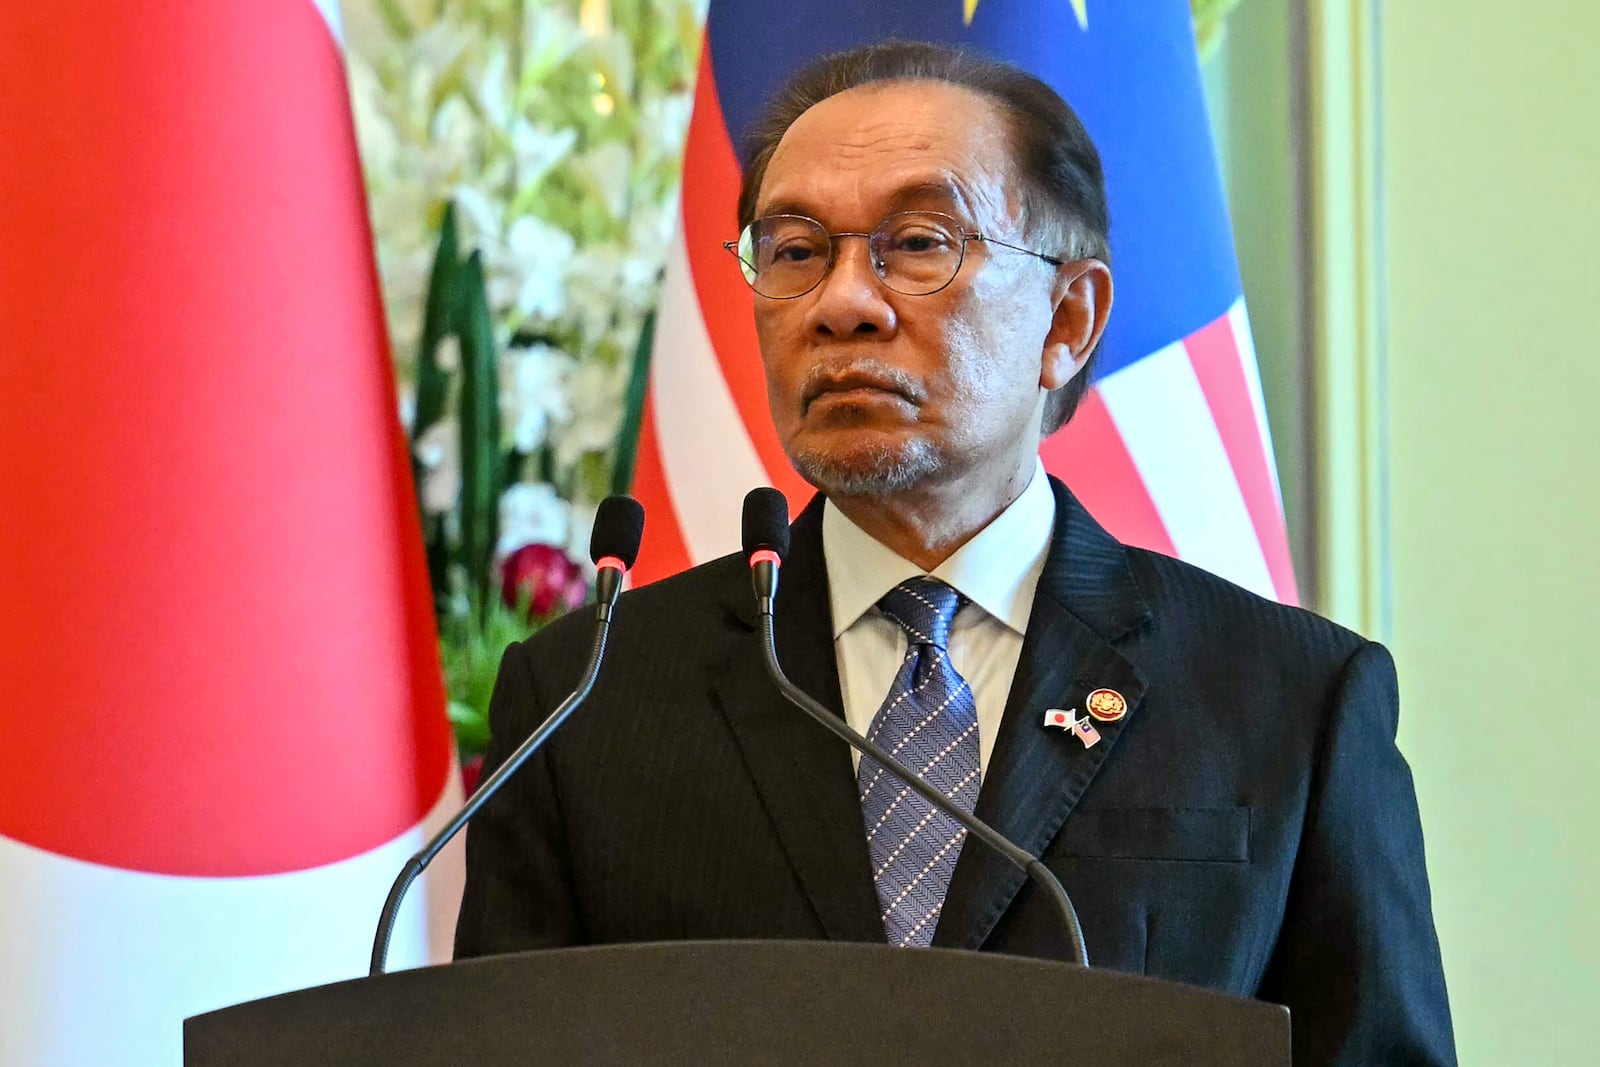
xmin=1208 ymin=3 xmax=1600 ymax=1060
xmin=1381 ymin=3 xmax=1600 ymax=1062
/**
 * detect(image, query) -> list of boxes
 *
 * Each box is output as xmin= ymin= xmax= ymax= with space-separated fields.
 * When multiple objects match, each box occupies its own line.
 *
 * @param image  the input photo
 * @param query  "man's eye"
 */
xmin=888 ymin=230 xmax=953 ymax=254
xmin=770 ymin=243 xmax=819 ymax=264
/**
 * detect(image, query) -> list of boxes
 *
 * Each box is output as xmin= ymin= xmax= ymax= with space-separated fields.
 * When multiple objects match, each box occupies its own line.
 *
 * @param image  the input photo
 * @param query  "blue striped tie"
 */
xmin=858 ymin=577 xmax=981 ymax=948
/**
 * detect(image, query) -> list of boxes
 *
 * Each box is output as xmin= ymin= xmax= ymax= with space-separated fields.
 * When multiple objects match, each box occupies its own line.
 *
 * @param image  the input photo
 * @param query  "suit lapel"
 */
xmin=710 ymin=496 xmax=883 ymax=943
xmin=934 ymin=479 xmax=1152 ymax=952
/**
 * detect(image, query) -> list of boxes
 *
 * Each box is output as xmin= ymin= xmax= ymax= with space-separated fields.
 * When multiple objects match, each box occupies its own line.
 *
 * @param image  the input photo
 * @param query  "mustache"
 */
xmin=800 ymin=359 xmax=926 ymax=410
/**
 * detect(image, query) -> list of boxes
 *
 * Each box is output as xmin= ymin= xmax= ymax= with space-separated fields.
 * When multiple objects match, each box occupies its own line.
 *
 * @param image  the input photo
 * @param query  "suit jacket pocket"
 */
xmin=1047 ymin=806 xmax=1250 ymax=863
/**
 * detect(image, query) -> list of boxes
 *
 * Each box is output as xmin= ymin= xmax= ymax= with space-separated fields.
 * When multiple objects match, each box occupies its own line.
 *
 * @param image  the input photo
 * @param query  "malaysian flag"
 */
xmin=1071 ymin=716 xmax=1103 ymax=749
xmin=630 ymin=0 xmax=1296 ymax=605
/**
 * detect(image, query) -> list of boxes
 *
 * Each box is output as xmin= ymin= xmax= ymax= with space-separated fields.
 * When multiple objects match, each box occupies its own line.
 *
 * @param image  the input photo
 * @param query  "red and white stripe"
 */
xmin=0 ymin=3 xmax=460 ymax=1063
xmin=633 ymin=39 xmax=1297 ymax=605
xmin=1045 ymin=300 xmax=1297 ymax=603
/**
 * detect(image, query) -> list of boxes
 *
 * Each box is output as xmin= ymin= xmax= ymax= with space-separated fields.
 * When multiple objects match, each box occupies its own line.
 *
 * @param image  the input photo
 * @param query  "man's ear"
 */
xmin=1040 ymin=258 xmax=1113 ymax=390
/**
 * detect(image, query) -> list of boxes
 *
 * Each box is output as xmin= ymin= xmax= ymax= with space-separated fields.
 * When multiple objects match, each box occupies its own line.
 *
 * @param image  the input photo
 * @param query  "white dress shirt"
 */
xmin=823 ymin=460 xmax=1056 ymax=775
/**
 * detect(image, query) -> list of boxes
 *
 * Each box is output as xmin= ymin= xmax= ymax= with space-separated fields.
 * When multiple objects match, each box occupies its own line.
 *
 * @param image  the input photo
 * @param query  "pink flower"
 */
xmin=501 ymin=542 xmax=588 ymax=619
xmin=460 ymin=754 xmax=485 ymax=798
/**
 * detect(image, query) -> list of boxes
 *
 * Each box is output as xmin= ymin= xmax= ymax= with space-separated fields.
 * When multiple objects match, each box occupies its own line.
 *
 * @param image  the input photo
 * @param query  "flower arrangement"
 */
xmin=345 ymin=0 xmax=704 ymax=775
xmin=345 ymin=0 xmax=1237 ymax=776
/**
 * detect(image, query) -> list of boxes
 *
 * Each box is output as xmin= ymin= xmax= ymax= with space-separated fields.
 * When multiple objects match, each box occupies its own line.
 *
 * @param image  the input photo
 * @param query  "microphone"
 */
xmin=743 ymin=482 xmax=789 ymax=616
xmin=369 ymin=494 xmax=646 ymax=976
xmin=739 ymin=487 xmax=1089 ymax=967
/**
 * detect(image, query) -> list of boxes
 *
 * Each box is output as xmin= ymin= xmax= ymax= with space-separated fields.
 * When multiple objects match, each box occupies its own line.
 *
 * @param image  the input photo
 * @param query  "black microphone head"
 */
xmin=741 ymin=487 xmax=791 ymax=561
xmin=589 ymin=495 xmax=645 ymax=570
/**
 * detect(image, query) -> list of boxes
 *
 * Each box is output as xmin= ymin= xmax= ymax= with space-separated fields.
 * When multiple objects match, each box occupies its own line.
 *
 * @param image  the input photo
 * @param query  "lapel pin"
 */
xmin=1069 ymin=715 xmax=1101 ymax=749
xmin=1085 ymin=687 xmax=1128 ymax=722
xmin=1044 ymin=709 xmax=1101 ymax=749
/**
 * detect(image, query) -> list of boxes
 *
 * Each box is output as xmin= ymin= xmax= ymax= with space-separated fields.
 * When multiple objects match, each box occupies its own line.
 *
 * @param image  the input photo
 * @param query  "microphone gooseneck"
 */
xmin=739 ymin=488 xmax=1090 ymax=968
xmin=369 ymin=494 xmax=645 ymax=976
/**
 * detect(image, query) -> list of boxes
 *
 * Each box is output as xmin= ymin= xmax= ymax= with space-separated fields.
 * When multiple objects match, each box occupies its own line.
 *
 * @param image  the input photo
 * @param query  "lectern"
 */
xmin=185 ymin=940 xmax=1289 ymax=1065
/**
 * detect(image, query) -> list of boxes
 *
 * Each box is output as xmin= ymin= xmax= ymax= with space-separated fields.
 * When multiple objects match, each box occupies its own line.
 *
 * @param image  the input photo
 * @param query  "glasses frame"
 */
xmin=722 ymin=210 xmax=1066 ymax=300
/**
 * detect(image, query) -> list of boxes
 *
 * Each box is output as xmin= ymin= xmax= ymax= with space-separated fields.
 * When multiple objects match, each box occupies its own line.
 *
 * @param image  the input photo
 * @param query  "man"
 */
xmin=456 ymin=42 xmax=1455 ymax=1065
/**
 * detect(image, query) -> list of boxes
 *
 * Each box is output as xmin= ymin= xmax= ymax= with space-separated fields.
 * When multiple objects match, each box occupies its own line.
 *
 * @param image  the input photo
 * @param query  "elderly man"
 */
xmin=455 ymin=41 xmax=1455 ymax=1066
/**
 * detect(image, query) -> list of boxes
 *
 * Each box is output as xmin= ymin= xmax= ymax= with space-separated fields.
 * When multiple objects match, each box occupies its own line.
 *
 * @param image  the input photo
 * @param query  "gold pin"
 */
xmin=1085 ymin=688 xmax=1127 ymax=722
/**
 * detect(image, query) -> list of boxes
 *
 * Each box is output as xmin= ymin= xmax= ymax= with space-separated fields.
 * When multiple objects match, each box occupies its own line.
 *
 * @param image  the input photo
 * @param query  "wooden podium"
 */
xmin=185 ymin=940 xmax=1290 ymax=1065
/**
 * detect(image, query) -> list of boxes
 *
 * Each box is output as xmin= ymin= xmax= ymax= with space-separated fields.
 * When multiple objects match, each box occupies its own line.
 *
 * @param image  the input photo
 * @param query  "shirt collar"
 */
xmin=822 ymin=459 xmax=1055 ymax=638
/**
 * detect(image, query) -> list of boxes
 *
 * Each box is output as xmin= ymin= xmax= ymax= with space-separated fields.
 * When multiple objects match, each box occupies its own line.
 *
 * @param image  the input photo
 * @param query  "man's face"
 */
xmin=751 ymin=80 xmax=1068 ymax=499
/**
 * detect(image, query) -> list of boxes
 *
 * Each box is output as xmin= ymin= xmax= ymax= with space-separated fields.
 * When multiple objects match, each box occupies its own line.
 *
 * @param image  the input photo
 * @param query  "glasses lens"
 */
xmin=741 ymin=215 xmax=829 ymax=298
xmin=871 ymin=212 xmax=964 ymax=295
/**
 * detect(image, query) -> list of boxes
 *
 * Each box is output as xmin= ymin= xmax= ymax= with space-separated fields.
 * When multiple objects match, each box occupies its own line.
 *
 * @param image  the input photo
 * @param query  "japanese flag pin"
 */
xmin=1043 ymin=708 xmax=1075 ymax=729
xmin=1085 ymin=688 xmax=1128 ymax=722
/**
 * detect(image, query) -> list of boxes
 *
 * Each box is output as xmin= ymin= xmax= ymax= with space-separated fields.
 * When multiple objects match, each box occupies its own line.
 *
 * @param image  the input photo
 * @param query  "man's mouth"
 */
xmin=801 ymin=365 xmax=923 ymax=414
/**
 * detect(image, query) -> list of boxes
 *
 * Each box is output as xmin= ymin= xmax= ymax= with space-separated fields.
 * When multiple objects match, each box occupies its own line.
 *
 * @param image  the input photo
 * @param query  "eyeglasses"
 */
xmin=723 ymin=210 xmax=1065 ymax=300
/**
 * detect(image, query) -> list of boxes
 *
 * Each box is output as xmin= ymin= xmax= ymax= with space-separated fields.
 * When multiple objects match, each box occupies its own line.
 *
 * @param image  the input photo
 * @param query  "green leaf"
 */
xmin=373 ymin=0 xmax=415 ymax=40
xmin=439 ymin=595 xmax=545 ymax=758
xmin=409 ymin=206 xmax=462 ymax=621
xmin=536 ymin=441 xmax=556 ymax=485
xmin=411 ymin=204 xmax=460 ymax=441
xmin=423 ymin=518 xmax=451 ymax=620
xmin=610 ymin=306 xmax=655 ymax=496
xmin=456 ymin=251 xmax=504 ymax=623
xmin=446 ymin=700 xmax=492 ymax=755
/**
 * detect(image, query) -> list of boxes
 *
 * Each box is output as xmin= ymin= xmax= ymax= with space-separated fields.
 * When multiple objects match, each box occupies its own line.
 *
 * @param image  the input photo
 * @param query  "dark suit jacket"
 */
xmin=456 ymin=479 xmax=1455 ymax=1066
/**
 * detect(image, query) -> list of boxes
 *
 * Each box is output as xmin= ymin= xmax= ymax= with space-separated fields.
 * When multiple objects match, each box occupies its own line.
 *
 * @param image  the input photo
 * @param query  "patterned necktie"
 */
xmin=857 ymin=577 xmax=981 ymax=948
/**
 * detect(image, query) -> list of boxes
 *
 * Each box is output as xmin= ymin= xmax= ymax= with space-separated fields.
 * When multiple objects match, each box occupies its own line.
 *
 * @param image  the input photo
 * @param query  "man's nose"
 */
xmin=803 ymin=235 xmax=897 ymax=339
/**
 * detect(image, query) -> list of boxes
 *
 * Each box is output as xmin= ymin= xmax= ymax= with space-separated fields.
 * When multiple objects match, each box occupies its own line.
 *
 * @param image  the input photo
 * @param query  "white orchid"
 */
xmin=500 ymin=341 xmax=575 ymax=453
xmin=574 ymin=141 xmax=633 ymax=222
xmin=414 ymin=419 xmax=461 ymax=516
xmin=510 ymin=122 xmax=579 ymax=191
xmin=497 ymin=481 xmax=571 ymax=557
xmin=433 ymin=335 xmax=463 ymax=374
xmin=503 ymin=215 xmax=579 ymax=322
xmin=554 ymin=358 xmax=625 ymax=472
xmin=519 ymin=5 xmax=587 ymax=81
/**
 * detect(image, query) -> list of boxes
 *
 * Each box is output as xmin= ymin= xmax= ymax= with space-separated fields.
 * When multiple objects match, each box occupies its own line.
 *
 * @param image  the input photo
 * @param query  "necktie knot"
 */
xmin=877 ymin=577 xmax=965 ymax=651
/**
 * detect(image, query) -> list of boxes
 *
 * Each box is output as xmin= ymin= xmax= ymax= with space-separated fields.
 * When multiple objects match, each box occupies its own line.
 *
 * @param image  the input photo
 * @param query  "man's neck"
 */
xmin=828 ymin=455 xmax=1037 ymax=571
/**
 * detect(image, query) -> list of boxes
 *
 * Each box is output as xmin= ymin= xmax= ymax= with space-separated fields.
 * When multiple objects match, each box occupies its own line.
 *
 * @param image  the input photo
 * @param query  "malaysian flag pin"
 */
xmin=1070 ymin=715 xmax=1102 ymax=749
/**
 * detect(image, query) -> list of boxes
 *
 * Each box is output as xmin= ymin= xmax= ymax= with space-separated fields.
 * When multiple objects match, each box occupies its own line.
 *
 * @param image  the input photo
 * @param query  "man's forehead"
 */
xmin=758 ymin=177 xmax=973 ymax=221
xmin=755 ymin=81 xmax=1015 ymax=223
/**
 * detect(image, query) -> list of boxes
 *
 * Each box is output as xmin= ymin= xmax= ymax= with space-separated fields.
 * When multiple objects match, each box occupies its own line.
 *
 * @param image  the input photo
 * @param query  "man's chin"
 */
xmin=788 ymin=437 xmax=940 ymax=498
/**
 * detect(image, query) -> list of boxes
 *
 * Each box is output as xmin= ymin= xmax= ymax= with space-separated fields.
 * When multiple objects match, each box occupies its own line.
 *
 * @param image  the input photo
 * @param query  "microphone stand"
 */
xmin=368 ymin=565 xmax=624 ymax=976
